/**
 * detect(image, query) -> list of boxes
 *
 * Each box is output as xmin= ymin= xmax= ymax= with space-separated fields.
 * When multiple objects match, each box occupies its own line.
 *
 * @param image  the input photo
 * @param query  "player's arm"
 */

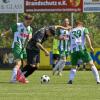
xmin=1 ymin=24 xmax=17 ymax=37
xmin=36 ymin=42 xmax=49 ymax=56
xmin=84 ymin=28 xmax=94 ymax=53
xmin=54 ymin=29 xmax=65 ymax=40
xmin=55 ymin=25 xmax=72 ymax=30
xmin=86 ymin=34 xmax=94 ymax=53
xmin=28 ymin=34 xmax=32 ymax=41
xmin=28 ymin=27 xmax=33 ymax=41
xmin=1 ymin=28 xmax=12 ymax=37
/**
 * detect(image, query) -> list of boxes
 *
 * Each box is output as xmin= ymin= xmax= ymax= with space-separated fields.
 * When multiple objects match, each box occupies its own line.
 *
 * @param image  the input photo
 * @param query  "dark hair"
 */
xmin=48 ymin=26 xmax=55 ymax=35
xmin=24 ymin=14 xmax=33 ymax=20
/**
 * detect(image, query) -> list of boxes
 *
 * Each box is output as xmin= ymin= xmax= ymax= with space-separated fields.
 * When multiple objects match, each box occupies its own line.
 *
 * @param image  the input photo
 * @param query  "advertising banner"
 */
xmin=25 ymin=0 xmax=83 ymax=12
xmin=0 ymin=0 xmax=24 ymax=13
xmin=84 ymin=0 xmax=100 ymax=12
xmin=50 ymin=50 xmax=100 ymax=66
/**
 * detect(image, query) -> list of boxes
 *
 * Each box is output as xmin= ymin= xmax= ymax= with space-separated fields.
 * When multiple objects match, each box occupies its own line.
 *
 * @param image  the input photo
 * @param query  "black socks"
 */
xmin=52 ymin=64 xmax=55 ymax=69
xmin=21 ymin=65 xmax=37 ymax=77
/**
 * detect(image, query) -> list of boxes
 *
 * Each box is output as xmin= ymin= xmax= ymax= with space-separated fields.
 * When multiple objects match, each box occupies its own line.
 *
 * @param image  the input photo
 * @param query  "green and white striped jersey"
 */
xmin=70 ymin=26 xmax=89 ymax=53
xmin=11 ymin=23 xmax=32 ymax=49
xmin=56 ymin=29 xmax=70 ymax=52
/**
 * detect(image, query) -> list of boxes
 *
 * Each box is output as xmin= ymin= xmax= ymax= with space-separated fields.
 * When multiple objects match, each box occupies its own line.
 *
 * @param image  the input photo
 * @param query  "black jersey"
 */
xmin=27 ymin=27 xmax=49 ymax=51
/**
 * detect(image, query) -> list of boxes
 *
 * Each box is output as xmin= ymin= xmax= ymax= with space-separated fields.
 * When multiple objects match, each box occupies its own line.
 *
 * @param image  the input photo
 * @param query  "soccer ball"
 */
xmin=41 ymin=75 xmax=50 ymax=84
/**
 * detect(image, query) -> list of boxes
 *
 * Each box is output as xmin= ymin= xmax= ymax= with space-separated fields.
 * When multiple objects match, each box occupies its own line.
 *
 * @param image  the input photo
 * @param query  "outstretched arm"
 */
xmin=1 ymin=28 xmax=12 ymax=37
xmin=36 ymin=42 xmax=49 ymax=56
xmin=86 ymin=34 xmax=94 ymax=53
xmin=55 ymin=25 xmax=72 ymax=30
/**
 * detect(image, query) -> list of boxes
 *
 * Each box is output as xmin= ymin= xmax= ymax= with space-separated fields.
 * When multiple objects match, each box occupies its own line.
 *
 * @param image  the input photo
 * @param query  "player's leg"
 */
xmin=16 ymin=68 xmax=29 ymax=83
xmin=10 ymin=67 xmax=18 ymax=83
xmin=89 ymin=60 xmax=100 ymax=84
xmin=13 ymin=49 xmax=29 ymax=83
xmin=53 ymin=51 xmax=65 ymax=75
xmin=83 ymin=50 xmax=100 ymax=84
xmin=53 ymin=59 xmax=65 ymax=75
xmin=83 ymin=63 xmax=86 ymax=70
xmin=11 ymin=47 xmax=21 ymax=82
xmin=52 ymin=54 xmax=55 ymax=69
xmin=77 ymin=59 xmax=86 ymax=71
xmin=27 ymin=51 xmax=40 ymax=76
xmin=53 ymin=59 xmax=60 ymax=74
xmin=20 ymin=48 xmax=27 ymax=68
xmin=57 ymin=56 xmax=66 ymax=76
xmin=58 ymin=52 xmax=69 ymax=75
xmin=52 ymin=54 xmax=60 ymax=69
xmin=67 ymin=52 xmax=78 ymax=84
xmin=68 ymin=68 xmax=77 ymax=84
xmin=21 ymin=49 xmax=39 ymax=77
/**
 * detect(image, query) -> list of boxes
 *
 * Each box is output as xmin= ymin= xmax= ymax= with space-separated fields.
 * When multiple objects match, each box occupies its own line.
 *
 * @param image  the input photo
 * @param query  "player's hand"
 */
xmin=90 ymin=47 xmax=94 ymax=53
xmin=45 ymin=50 xmax=49 ymax=56
xmin=63 ymin=36 xmax=67 ymax=40
xmin=59 ymin=36 xmax=64 ymax=40
xmin=59 ymin=36 xmax=66 ymax=40
xmin=1 ymin=33 xmax=5 ymax=37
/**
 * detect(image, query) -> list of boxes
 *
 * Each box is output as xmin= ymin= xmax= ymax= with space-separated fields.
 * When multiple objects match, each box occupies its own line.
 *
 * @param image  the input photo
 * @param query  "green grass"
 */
xmin=0 ymin=70 xmax=100 ymax=100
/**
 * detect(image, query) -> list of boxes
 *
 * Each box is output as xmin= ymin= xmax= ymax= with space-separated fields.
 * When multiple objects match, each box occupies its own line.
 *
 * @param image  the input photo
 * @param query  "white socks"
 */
xmin=69 ymin=68 xmax=77 ymax=81
xmin=53 ymin=59 xmax=65 ymax=74
xmin=58 ymin=61 xmax=66 ymax=72
xmin=10 ymin=67 xmax=17 ymax=82
xmin=69 ymin=66 xmax=100 ymax=82
xmin=91 ymin=65 xmax=100 ymax=82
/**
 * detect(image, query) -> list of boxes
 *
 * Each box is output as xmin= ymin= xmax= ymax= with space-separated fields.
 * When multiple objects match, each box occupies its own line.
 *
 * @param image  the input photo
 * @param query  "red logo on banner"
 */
xmin=25 ymin=0 xmax=83 ymax=12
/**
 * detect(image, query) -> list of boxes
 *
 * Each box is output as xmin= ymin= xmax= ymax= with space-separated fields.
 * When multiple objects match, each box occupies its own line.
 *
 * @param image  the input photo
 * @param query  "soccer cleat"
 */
xmin=16 ymin=69 xmax=29 ymax=84
xmin=97 ymin=81 xmax=100 ymax=84
xmin=10 ymin=80 xmax=17 ymax=83
xmin=18 ymin=77 xmax=29 ymax=84
xmin=52 ymin=70 xmax=56 ymax=75
xmin=67 ymin=80 xmax=73 ymax=84
xmin=16 ymin=69 xmax=22 ymax=81
xmin=57 ymin=72 xmax=62 ymax=76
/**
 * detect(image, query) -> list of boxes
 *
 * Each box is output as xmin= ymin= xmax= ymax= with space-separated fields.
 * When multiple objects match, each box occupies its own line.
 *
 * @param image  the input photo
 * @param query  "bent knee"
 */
xmin=88 ymin=60 xmax=95 ymax=66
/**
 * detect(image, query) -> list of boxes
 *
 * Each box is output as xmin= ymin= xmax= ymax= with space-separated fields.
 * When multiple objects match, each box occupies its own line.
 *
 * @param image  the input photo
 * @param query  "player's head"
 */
xmin=46 ymin=26 xmax=55 ymax=36
xmin=24 ymin=14 xmax=34 ymax=26
xmin=62 ymin=18 xmax=70 ymax=26
xmin=76 ymin=21 xmax=83 ymax=27
xmin=14 ymin=59 xmax=22 ymax=66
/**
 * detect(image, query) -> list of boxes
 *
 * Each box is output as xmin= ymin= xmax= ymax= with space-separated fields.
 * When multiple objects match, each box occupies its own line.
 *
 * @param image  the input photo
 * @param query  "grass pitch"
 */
xmin=0 ymin=70 xmax=100 ymax=100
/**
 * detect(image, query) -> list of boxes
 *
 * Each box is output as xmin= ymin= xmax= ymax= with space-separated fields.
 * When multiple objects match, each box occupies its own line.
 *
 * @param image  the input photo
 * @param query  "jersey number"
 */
xmin=72 ymin=30 xmax=81 ymax=39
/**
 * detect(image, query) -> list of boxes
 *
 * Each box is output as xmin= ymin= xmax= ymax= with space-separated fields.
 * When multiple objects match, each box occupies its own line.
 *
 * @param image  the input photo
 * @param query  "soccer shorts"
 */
xmin=59 ymin=50 xmax=69 ymax=58
xmin=71 ymin=49 xmax=92 ymax=66
xmin=52 ymin=54 xmax=60 ymax=60
xmin=12 ymin=43 xmax=27 ymax=59
xmin=26 ymin=49 xmax=40 ymax=65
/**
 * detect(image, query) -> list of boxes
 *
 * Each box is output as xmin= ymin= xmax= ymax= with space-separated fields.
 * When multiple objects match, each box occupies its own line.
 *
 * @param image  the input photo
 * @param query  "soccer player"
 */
xmin=77 ymin=59 xmax=86 ymax=71
xmin=52 ymin=38 xmax=60 ymax=69
xmin=21 ymin=25 xmax=68 ymax=78
xmin=10 ymin=59 xmax=28 ymax=83
xmin=4 ymin=14 xmax=33 ymax=83
xmin=67 ymin=21 xmax=100 ymax=84
xmin=53 ymin=18 xmax=72 ymax=76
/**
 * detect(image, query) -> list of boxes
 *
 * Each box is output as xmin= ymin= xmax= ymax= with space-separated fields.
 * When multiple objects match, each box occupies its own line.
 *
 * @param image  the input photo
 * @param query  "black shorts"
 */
xmin=26 ymin=49 xmax=40 ymax=65
xmin=52 ymin=54 xmax=60 ymax=60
